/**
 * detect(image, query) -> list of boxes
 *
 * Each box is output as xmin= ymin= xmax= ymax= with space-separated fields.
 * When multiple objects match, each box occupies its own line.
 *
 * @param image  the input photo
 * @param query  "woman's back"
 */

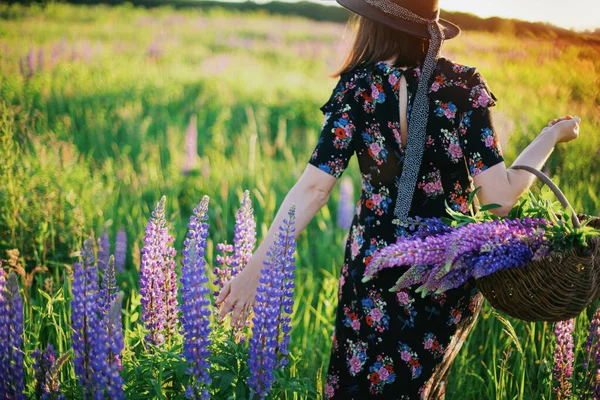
xmin=310 ymin=57 xmax=504 ymax=226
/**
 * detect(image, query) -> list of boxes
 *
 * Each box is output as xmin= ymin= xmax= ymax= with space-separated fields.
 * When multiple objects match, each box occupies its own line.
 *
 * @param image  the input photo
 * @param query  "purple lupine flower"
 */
xmin=0 ymin=269 xmax=25 ymax=399
xmin=553 ymin=319 xmax=575 ymax=398
xmin=337 ymin=177 xmax=354 ymax=230
xmin=364 ymin=217 xmax=546 ymax=295
xmin=0 ymin=263 xmax=7 ymax=394
xmin=213 ymin=242 xmax=233 ymax=297
xmin=71 ymin=236 xmax=109 ymax=398
xmin=275 ymin=205 xmax=297 ymax=368
xmin=99 ymin=255 xmax=117 ymax=317
xmin=26 ymin=47 xmax=35 ymax=78
xmin=585 ymin=305 xmax=600 ymax=371
xmin=140 ymin=196 xmax=179 ymax=346
xmin=140 ymin=197 xmax=168 ymax=346
xmin=395 ymin=216 xmax=453 ymax=239
xmin=104 ymin=292 xmax=125 ymax=400
xmin=230 ymin=190 xmax=257 ymax=277
xmin=163 ymin=230 xmax=180 ymax=343
xmin=248 ymin=204 xmax=297 ymax=399
xmin=183 ymin=114 xmax=198 ymax=175
xmin=33 ymin=344 xmax=66 ymax=399
xmin=180 ymin=196 xmax=212 ymax=399
xmin=362 ymin=233 xmax=449 ymax=282
xmin=98 ymin=228 xmax=110 ymax=272
xmin=115 ymin=227 xmax=127 ymax=273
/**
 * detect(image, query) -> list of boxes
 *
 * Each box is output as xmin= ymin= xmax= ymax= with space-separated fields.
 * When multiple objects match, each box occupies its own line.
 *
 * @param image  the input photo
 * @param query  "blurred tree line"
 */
xmin=3 ymin=0 xmax=599 ymax=43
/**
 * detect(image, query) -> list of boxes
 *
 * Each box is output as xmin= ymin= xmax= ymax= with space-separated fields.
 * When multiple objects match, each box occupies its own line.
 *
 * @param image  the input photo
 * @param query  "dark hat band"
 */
xmin=365 ymin=0 xmax=445 ymax=222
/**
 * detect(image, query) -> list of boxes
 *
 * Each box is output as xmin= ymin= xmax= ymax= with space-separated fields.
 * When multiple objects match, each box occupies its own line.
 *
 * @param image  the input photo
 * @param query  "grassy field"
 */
xmin=1 ymin=2 xmax=599 ymax=398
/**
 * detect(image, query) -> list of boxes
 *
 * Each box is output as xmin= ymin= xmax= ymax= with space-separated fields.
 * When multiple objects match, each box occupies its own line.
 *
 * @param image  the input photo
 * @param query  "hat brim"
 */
xmin=336 ymin=0 xmax=461 ymax=40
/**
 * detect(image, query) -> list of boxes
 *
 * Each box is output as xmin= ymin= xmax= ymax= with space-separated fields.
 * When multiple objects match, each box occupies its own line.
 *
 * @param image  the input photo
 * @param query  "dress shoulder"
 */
xmin=319 ymin=69 xmax=366 ymax=115
xmin=431 ymin=58 xmax=497 ymax=112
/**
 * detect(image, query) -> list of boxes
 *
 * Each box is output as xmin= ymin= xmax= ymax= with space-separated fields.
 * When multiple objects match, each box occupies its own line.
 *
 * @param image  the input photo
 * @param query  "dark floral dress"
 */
xmin=308 ymin=57 xmax=505 ymax=399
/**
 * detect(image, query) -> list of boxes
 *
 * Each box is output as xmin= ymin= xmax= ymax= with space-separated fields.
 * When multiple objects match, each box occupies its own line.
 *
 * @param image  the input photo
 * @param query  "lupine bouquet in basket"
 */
xmin=361 ymin=186 xmax=600 ymax=297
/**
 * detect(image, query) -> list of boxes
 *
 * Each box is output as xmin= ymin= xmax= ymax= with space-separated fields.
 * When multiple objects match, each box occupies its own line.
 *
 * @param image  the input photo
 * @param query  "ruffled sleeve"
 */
xmin=457 ymin=68 xmax=504 ymax=177
xmin=308 ymin=72 xmax=360 ymax=179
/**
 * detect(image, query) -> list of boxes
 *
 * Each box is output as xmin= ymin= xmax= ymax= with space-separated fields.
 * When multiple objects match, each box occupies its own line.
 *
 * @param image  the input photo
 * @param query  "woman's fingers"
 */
xmin=230 ymin=301 xmax=246 ymax=328
xmin=215 ymin=281 xmax=231 ymax=306
xmin=217 ymin=296 xmax=236 ymax=322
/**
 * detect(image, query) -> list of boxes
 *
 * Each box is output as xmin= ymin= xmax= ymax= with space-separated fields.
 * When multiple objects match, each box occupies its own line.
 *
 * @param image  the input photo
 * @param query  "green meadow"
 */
xmin=1 ymin=2 xmax=599 ymax=398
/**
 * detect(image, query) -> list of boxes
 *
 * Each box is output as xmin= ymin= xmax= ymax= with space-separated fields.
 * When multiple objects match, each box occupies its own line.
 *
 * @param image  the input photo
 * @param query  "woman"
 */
xmin=215 ymin=0 xmax=581 ymax=398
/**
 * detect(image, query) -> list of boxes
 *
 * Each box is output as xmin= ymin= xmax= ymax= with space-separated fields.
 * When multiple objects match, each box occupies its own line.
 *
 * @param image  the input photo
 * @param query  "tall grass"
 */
xmin=0 ymin=2 xmax=599 ymax=398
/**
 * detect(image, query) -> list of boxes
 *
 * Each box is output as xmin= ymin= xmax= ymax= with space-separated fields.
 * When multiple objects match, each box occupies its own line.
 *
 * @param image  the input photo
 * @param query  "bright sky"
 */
xmin=231 ymin=0 xmax=599 ymax=31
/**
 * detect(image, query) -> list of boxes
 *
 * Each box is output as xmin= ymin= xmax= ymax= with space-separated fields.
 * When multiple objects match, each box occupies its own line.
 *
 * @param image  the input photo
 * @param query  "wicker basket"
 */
xmin=474 ymin=165 xmax=600 ymax=323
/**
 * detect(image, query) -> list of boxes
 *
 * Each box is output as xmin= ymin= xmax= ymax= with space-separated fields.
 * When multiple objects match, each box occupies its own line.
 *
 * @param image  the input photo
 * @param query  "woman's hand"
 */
xmin=542 ymin=115 xmax=581 ymax=144
xmin=215 ymin=261 xmax=262 ymax=328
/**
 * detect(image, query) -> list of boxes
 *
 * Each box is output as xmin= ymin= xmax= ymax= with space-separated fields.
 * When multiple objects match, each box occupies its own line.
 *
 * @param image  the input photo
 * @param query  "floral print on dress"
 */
xmin=343 ymin=300 xmax=362 ymax=333
xmin=423 ymin=333 xmax=446 ymax=359
xmin=361 ymin=288 xmax=390 ymax=333
xmin=434 ymin=100 xmax=458 ymax=120
xmin=312 ymin=57 xmax=502 ymax=398
xmin=361 ymin=183 xmax=393 ymax=216
xmin=361 ymin=123 xmax=388 ymax=166
xmin=418 ymin=168 xmax=444 ymax=199
xmin=349 ymin=224 xmax=365 ymax=261
xmin=439 ymin=128 xmax=463 ymax=163
xmin=346 ymin=339 xmax=369 ymax=376
xmin=324 ymin=369 xmax=340 ymax=400
xmin=367 ymin=354 xmax=396 ymax=395
xmin=397 ymin=342 xmax=422 ymax=379
xmin=396 ymin=289 xmax=417 ymax=329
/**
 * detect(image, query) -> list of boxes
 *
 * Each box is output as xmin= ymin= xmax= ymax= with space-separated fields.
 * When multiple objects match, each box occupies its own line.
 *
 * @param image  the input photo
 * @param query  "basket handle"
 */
xmin=510 ymin=164 xmax=580 ymax=229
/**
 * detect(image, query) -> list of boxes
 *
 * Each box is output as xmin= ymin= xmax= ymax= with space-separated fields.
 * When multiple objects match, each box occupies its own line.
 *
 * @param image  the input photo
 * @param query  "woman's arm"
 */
xmin=215 ymin=164 xmax=338 ymax=326
xmin=474 ymin=115 xmax=581 ymax=216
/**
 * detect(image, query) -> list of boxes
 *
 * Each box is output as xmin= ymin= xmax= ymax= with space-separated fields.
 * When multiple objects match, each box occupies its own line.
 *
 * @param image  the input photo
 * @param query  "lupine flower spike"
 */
xmin=98 ymin=228 xmax=110 ymax=272
xmin=32 ymin=344 xmax=67 ymax=400
xmin=213 ymin=242 xmax=234 ymax=297
xmin=140 ymin=196 xmax=179 ymax=346
xmin=181 ymin=195 xmax=212 ymax=399
xmin=0 ymin=267 xmax=25 ymax=399
xmin=231 ymin=190 xmax=257 ymax=278
xmin=99 ymin=255 xmax=118 ymax=317
xmin=104 ymin=292 xmax=125 ymax=399
xmin=71 ymin=236 xmax=109 ymax=398
xmin=248 ymin=204 xmax=297 ymax=399
xmin=115 ymin=227 xmax=127 ymax=273
xmin=362 ymin=217 xmax=546 ymax=296
xmin=553 ymin=318 xmax=575 ymax=399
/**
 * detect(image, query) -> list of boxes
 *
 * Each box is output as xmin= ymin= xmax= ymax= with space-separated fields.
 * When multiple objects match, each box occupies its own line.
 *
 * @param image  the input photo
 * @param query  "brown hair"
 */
xmin=333 ymin=14 xmax=430 ymax=78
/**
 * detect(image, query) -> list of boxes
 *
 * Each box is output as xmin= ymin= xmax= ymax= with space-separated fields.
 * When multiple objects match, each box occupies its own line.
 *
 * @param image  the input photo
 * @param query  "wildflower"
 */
xmin=140 ymin=196 xmax=179 ymax=346
xmin=0 ymin=267 xmax=25 ymax=399
xmin=181 ymin=196 xmax=212 ymax=399
xmin=248 ymin=204 xmax=297 ymax=399
xmin=213 ymin=242 xmax=234 ymax=297
xmin=363 ymin=217 xmax=546 ymax=295
xmin=337 ymin=177 xmax=354 ymax=230
xmin=99 ymin=256 xmax=118 ymax=317
xmin=26 ymin=47 xmax=35 ymax=78
xmin=115 ymin=227 xmax=127 ymax=273
xmin=71 ymin=237 xmax=109 ymax=398
xmin=104 ymin=292 xmax=125 ymax=400
xmin=98 ymin=228 xmax=110 ymax=272
xmin=553 ymin=319 xmax=575 ymax=399
xmin=32 ymin=344 xmax=66 ymax=400
xmin=231 ymin=190 xmax=257 ymax=277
